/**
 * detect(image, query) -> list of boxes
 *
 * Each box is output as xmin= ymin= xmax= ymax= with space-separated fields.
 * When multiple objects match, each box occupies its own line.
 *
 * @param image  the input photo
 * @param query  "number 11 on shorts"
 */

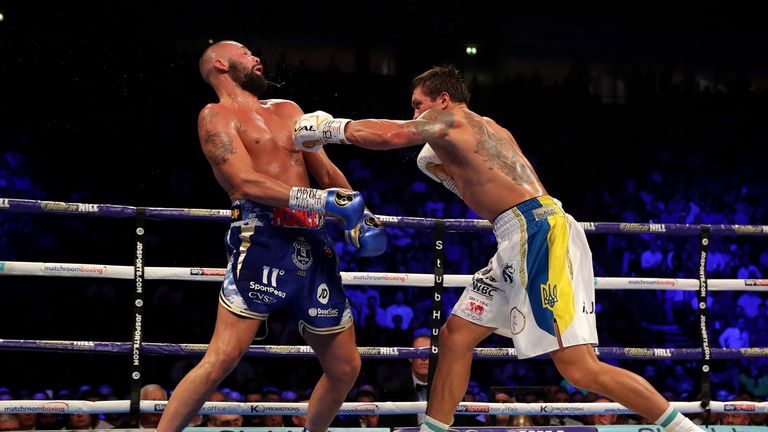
xmin=262 ymin=266 xmax=282 ymax=287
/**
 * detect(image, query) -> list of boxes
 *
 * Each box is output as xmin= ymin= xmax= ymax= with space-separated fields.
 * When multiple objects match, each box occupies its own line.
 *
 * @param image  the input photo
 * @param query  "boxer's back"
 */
xmin=435 ymin=107 xmax=547 ymax=221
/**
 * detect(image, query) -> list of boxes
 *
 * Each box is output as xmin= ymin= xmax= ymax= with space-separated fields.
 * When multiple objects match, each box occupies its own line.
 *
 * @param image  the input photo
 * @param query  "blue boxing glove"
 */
xmin=288 ymin=187 xmax=365 ymax=230
xmin=345 ymin=209 xmax=388 ymax=257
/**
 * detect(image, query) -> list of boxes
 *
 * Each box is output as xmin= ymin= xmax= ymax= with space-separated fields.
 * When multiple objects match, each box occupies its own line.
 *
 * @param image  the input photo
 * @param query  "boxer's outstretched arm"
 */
xmin=345 ymin=109 xmax=455 ymax=149
xmin=292 ymin=108 xmax=456 ymax=152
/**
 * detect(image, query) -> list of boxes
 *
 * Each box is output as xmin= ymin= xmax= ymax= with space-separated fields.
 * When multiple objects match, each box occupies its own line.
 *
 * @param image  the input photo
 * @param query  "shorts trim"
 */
xmin=299 ymin=319 xmax=353 ymax=336
xmin=236 ymin=225 xmax=255 ymax=276
xmin=219 ymin=292 xmax=267 ymax=320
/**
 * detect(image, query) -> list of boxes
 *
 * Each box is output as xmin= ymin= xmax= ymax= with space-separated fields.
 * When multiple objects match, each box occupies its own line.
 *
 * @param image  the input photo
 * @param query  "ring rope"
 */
xmin=0 ymin=399 xmax=743 ymax=415
xmin=1 ymin=198 xmax=767 ymax=235
xmin=0 ymin=261 xmax=764 ymax=290
xmin=1 ymin=339 xmax=766 ymax=360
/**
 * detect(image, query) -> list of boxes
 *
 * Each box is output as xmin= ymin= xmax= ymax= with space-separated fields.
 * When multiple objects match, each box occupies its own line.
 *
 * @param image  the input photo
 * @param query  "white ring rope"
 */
xmin=0 ymin=260 xmax=763 ymax=290
xmin=0 ymin=399 xmax=751 ymax=415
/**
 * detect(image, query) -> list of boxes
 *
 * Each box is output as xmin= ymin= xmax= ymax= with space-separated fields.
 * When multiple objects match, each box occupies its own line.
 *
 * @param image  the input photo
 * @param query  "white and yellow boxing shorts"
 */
xmin=452 ymin=195 xmax=598 ymax=359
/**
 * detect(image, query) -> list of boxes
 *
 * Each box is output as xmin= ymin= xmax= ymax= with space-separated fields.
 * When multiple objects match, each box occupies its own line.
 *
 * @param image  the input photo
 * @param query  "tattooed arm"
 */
xmin=343 ymin=109 xmax=456 ymax=150
xmin=197 ymin=104 xmax=292 ymax=205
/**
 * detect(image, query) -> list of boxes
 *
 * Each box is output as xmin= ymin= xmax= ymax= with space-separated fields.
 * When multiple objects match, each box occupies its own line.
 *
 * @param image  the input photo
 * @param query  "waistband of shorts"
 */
xmin=493 ymin=195 xmax=563 ymax=239
xmin=231 ymin=200 xmax=324 ymax=229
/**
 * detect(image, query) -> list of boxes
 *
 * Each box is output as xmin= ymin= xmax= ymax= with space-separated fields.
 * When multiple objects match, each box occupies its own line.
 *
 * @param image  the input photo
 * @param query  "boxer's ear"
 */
xmin=438 ymin=92 xmax=450 ymax=109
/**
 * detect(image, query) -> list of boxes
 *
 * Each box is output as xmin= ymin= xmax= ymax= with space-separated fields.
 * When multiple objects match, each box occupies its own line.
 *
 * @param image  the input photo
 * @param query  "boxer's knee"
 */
xmin=325 ymin=354 xmax=360 ymax=385
xmin=438 ymin=321 xmax=457 ymax=347
xmin=560 ymin=366 xmax=592 ymax=390
xmin=200 ymin=344 xmax=247 ymax=378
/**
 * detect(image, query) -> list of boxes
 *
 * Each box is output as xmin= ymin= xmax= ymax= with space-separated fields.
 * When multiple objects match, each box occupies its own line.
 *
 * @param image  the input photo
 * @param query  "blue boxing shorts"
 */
xmin=219 ymin=200 xmax=353 ymax=335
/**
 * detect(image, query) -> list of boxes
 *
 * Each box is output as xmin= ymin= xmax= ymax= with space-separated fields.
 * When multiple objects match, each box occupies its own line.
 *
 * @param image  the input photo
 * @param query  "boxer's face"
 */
xmin=411 ymin=86 xmax=438 ymax=119
xmin=228 ymin=50 xmax=267 ymax=97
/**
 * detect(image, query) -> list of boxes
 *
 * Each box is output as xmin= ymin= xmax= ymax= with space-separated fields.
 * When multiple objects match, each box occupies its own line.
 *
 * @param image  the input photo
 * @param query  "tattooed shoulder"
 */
xmin=412 ymin=109 xmax=455 ymax=141
xmin=199 ymin=106 xmax=219 ymax=128
xmin=470 ymin=117 xmax=536 ymax=185
xmin=420 ymin=108 xmax=455 ymax=125
xmin=199 ymin=107 xmax=236 ymax=166
xmin=203 ymin=131 xmax=236 ymax=166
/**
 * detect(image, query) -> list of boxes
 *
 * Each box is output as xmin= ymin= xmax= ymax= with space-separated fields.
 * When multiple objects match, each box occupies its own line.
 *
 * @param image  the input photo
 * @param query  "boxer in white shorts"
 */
xmin=293 ymin=65 xmax=702 ymax=432
xmin=453 ymin=195 xmax=597 ymax=359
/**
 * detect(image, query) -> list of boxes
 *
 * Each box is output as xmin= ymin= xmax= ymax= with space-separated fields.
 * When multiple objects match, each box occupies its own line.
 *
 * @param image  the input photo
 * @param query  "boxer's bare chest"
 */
xmin=234 ymin=107 xmax=305 ymax=178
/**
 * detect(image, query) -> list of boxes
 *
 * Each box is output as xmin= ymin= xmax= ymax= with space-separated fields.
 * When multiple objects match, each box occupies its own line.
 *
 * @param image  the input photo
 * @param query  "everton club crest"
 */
xmin=292 ymin=241 xmax=313 ymax=270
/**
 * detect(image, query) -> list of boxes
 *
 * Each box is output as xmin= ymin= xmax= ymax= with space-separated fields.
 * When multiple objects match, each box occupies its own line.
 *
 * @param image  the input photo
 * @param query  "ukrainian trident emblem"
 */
xmin=540 ymin=282 xmax=558 ymax=310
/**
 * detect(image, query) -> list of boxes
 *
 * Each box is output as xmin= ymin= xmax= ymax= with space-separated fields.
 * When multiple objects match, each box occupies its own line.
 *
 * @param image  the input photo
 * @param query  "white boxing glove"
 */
xmin=293 ymin=110 xmax=351 ymax=152
xmin=416 ymin=143 xmax=461 ymax=197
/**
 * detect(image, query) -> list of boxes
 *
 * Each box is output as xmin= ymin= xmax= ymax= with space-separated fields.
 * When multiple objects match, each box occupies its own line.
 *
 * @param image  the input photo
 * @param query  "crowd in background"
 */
xmin=1 ymin=47 xmax=767 ymax=429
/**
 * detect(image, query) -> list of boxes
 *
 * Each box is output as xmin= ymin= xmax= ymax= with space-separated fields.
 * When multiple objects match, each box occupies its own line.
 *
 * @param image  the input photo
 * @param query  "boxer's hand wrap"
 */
xmin=345 ymin=208 xmax=388 ymax=257
xmin=293 ymin=110 xmax=351 ymax=152
xmin=288 ymin=187 xmax=327 ymax=213
xmin=289 ymin=187 xmax=364 ymax=230
xmin=416 ymin=143 xmax=462 ymax=197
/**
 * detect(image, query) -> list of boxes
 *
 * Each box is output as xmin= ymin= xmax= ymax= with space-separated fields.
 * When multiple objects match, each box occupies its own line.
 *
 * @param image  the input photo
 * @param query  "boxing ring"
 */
xmin=2 ymin=197 xmax=768 ymax=427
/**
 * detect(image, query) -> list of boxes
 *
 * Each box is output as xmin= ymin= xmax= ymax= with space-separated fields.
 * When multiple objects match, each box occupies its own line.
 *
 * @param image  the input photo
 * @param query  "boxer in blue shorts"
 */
xmin=294 ymin=65 xmax=702 ymax=432
xmin=220 ymin=200 xmax=353 ymax=334
xmin=157 ymin=41 xmax=386 ymax=432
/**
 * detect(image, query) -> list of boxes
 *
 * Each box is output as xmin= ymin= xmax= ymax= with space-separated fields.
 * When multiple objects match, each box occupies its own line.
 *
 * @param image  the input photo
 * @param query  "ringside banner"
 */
xmin=394 ymin=426 xmax=767 ymax=432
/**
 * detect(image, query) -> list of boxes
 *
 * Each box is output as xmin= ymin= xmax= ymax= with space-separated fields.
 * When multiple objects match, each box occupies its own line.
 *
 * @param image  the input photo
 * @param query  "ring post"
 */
xmin=130 ymin=208 xmax=147 ymax=416
xmin=697 ymin=225 xmax=712 ymax=416
xmin=427 ymin=219 xmax=446 ymax=401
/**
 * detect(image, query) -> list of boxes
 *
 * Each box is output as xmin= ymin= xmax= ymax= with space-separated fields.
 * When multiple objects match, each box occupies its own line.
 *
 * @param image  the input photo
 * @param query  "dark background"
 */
xmin=1 ymin=1 xmax=767 ymax=209
xmin=1 ymin=0 xmax=767 ymax=401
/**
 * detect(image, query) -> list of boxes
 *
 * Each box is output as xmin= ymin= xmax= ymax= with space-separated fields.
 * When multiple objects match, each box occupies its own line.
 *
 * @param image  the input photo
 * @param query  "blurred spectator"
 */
xmin=487 ymin=388 xmax=514 ymax=426
xmin=138 ymin=384 xmax=167 ymax=429
xmin=385 ymin=292 xmax=414 ymax=330
xmin=543 ymin=387 xmax=584 ymax=426
xmin=585 ymin=397 xmax=619 ymax=425
xmin=0 ymin=415 xmax=21 ymax=432
xmin=455 ymin=387 xmax=485 ymax=427
xmin=737 ymin=264 xmax=762 ymax=281
xmin=739 ymin=363 xmax=768 ymax=399
xmin=380 ymin=329 xmax=431 ymax=427
xmin=360 ymin=295 xmax=387 ymax=329
xmin=207 ymin=413 xmax=244 ymax=428
xmin=244 ymin=385 xmax=264 ymax=427
xmin=15 ymin=391 xmax=49 ymax=430
xmin=346 ymin=286 xmax=381 ymax=324
xmin=664 ymin=365 xmax=695 ymax=399
xmin=65 ymin=413 xmax=100 ymax=430
xmin=289 ymin=398 xmax=310 ymax=428
xmin=719 ymin=317 xmax=750 ymax=348
xmin=721 ymin=411 xmax=750 ymax=426
xmin=353 ymin=388 xmax=381 ymax=428
xmin=737 ymin=291 xmax=763 ymax=319
xmin=262 ymin=387 xmax=285 ymax=427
